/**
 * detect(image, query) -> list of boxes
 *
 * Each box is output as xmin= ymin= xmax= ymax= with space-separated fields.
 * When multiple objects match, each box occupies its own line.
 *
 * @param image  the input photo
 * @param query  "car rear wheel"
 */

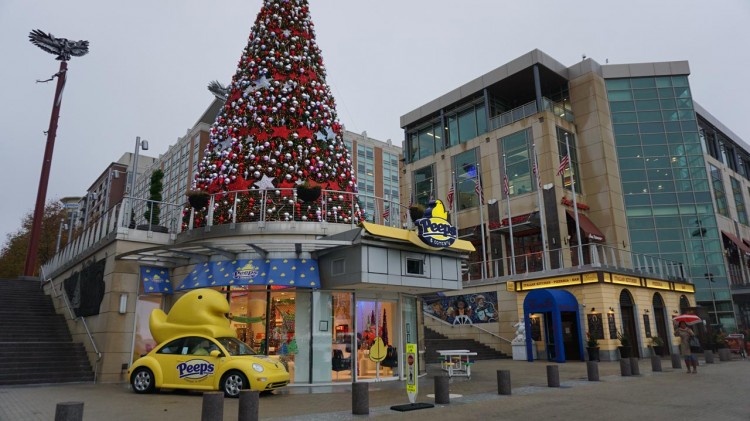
xmin=131 ymin=367 xmax=156 ymax=394
xmin=221 ymin=371 xmax=249 ymax=398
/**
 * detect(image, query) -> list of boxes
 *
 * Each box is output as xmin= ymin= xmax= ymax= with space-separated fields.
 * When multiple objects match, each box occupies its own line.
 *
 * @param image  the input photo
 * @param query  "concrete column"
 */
xmin=238 ymin=390 xmax=260 ymax=421
xmin=352 ymin=382 xmax=369 ymax=415
xmin=650 ymin=355 xmax=662 ymax=372
xmin=586 ymin=361 xmax=599 ymax=381
xmin=201 ymin=392 xmax=223 ymax=421
xmin=55 ymin=402 xmax=84 ymax=421
xmin=434 ymin=376 xmax=450 ymax=404
xmin=497 ymin=370 xmax=511 ymax=395
xmin=546 ymin=365 xmax=560 ymax=387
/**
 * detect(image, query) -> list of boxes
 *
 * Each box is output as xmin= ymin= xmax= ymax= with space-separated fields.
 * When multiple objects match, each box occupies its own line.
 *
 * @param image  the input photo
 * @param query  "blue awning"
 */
xmin=140 ymin=266 xmax=173 ymax=294
xmin=175 ymin=258 xmax=320 ymax=291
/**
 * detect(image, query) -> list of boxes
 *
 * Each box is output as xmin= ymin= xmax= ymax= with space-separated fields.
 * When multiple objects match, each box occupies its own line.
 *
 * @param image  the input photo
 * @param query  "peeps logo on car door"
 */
xmin=177 ymin=360 xmax=215 ymax=380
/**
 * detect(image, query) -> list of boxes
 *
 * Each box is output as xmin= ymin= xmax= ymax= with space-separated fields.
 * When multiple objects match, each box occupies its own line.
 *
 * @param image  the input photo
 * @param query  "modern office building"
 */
xmin=401 ymin=49 xmax=749 ymax=338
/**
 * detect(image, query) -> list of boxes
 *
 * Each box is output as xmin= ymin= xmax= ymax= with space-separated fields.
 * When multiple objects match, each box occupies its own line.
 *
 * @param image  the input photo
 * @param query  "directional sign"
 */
xmin=406 ymin=343 xmax=417 ymax=403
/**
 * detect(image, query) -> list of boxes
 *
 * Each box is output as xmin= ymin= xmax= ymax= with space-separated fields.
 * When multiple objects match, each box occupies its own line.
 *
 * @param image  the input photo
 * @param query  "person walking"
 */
xmin=675 ymin=321 xmax=697 ymax=373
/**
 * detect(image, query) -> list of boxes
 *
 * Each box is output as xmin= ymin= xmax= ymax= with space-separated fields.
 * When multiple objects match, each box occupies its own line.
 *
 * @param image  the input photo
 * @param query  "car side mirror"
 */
xmin=210 ymin=350 xmax=221 ymax=358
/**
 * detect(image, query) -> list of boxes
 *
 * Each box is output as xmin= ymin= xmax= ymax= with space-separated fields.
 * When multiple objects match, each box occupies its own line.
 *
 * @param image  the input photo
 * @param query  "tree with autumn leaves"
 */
xmin=188 ymin=0 xmax=360 ymax=227
xmin=0 ymin=201 xmax=67 ymax=277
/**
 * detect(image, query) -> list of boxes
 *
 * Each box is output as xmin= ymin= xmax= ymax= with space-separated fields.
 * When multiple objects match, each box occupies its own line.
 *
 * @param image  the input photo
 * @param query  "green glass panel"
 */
xmin=606 ymin=79 xmax=631 ymax=90
xmin=635 ymin=242 xmax=659 ymax=254
xmin=662 ymin=110 xmax=679 ymax=121
xmin=683 ymin=132 xmax=700 ymax=144
xmin=678 ymin=110 xmax=695 ymax=121
xmin=652 ymin=193 xmax=677 ymax=205
xmin=616 ymin=134 xmax=641 ymax=146
xmin=622 ymin=169 xmax=646 ymax=182
xmin=608 ymin=91 xmax=633 ymax=101
xmin=628 ymin=217 xmax=655 ymax=229
xmin=660 ymin=98 xmax=677 ymax=109
xmin=671 ymin=76 xmax=689 ymax=87
xmin=676 ymin=192 xmax=695 ymax=203
xmin=647 ymin=169 xmax=672 ymax=180
xmin=458 ymin=109 xmax=477 ymax=143
xmin=630 ymin=229 xmax=657 ymax=242
xmin=619 ymin=158 xmax=645 ymax=170
xmin=664 ymin=122 xmax=682 ymax=132
xmin=634 ymin=89 xmax=658 ymax=100
xmin=655 ymin=77 xmax=673 ymax=88
xmin=657 ymin=87 xmax=674 ymax=98
xmin=623 ymin=183 xmax=647 ymax=195
xmin=675 ymin=86 xmax=691 ymax=98
xmin=635 ymin=100 xmax=661 ymax=110
xmin=638 ymin=110 xmax=662 ymax=122
xmin=654 ymin=216 xmax=681 ymax=228
xmin=614 ymin=123 xmax=639 ymax=135
xmin=618 ymin=146 xmax=644 ymax=158
xmin=448 ymin=115 xmax=459 ymax=147
xmin=677 ymin=98 xmax=693 ymax=109
xmin=624 ymin=193 xmax=651 ymax=205
xmin=613 ymin=112 xmax=638 ymax=123
xmin=681 ymin=121 xmax=698 ymax=131
xmin=658 ymin=241 xmax=686 ymax=253
xmin=626 ymin=207 xmax=653 ymax=217
xmin=639 ymin=122 xmax=665 ymax=133
xmin=643 ymin=144 xmax=669 ymax=156
xmin=666 ymin=133 xmax=684 ymax=144
xmin=631 ymin=78 xmax=656 ymax=88
xmin=650 ymin=180 xmax=675 ymax=192
xmin=642 ymin=133 xmax=667 ymax=145
xmin=610 ymin=101 xmax=636 ymax=112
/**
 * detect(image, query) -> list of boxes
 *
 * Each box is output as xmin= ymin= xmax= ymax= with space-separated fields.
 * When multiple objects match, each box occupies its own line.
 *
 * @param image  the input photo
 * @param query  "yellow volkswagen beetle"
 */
xmin=129 ymin=334 xmax=289 ymax=397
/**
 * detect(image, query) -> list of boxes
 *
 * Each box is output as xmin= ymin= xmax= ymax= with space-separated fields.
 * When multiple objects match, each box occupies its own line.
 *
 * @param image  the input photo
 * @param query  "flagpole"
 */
xmin=476 ymin=163 xmax=487 ymax=279
xmin=564 ymin=133 xmax=584 ymax=267
xmin=502 ymin=154 xmax=516 ymax=275
xmin=532 ymin=144 xmax=549 ymax=271
xmin=451 ymin=171 xmax=459 ymax=230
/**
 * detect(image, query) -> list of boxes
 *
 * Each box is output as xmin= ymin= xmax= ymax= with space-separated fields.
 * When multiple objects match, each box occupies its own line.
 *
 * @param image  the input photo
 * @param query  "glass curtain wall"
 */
xmin=454 ymin=148 xmax=481 ymax=210
xmin=606 ymin=75 xmax=735 ymax=330
xmin=500 ymin=129 xmax=533 ymax=196
xmin=413 ymin=165 xmax=435 ymax=206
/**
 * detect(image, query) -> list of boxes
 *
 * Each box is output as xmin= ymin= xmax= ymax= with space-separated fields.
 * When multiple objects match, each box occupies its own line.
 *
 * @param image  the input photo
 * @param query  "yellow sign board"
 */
xmin=506 ymin=281 xmax=515 ymax=291
xmin=520 ymin=275 xmax=581 ymax=291
xmin=611 ymin=274 xmax=640 ymax=286
xmin=673 ymin=283 xmax=695 ymax=293
xmin=406 ymin=343 xmax=417 ymax=403
xmin=645 ymin=279 xmax=671 ymax=290
xmin=582 ymin=273 xmax=599 ymax=284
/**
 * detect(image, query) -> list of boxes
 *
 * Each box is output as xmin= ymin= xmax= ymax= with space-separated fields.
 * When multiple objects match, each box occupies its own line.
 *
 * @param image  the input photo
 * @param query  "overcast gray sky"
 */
xmin=1 ymin=0 xmax=749 ymax=247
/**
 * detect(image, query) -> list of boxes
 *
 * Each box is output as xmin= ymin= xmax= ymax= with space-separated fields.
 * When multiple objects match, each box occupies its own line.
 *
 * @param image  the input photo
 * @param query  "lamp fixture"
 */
xmin=644 ymin=309 xmax=650 ymax=314
xmin=590 ymin=307 xmax=596 ymax=313
xmin=608 ymin=307 xmax=615 ymax=313
xmin=672 ymin=310 xmax=679 ymax=315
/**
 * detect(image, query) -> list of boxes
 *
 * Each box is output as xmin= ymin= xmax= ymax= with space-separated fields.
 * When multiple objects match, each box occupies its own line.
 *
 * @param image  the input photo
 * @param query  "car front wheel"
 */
xmin=131 ymin=367 xmax=156 ymax=394
xmin=221 ymin=371 xmax=249 ymax=398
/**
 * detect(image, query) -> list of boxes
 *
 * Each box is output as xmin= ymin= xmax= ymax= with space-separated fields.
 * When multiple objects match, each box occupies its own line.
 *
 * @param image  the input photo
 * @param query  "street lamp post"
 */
xmin=55 ymin=218 xmax=67 ymax=254
xmin=704 ymin=273 xmax=719 ymax=326
xmin=127 ymin=137 xmax=149 ymax=227
xmin=23 ymin=29 xmax=89 ymax=277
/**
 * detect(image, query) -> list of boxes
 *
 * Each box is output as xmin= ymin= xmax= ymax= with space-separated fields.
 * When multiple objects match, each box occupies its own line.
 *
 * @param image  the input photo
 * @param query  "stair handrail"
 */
xmin=40 ymin=267 xmax=102 ymax=382
xmin=424 ymin=312 xmax=513 ymax=344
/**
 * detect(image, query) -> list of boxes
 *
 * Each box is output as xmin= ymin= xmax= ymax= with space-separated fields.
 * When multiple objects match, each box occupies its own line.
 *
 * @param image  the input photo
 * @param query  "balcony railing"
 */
xmin=464 ymin=243 xmax=687 ymax=284
xmin=488 ymin=97 xmax=574 ymax=131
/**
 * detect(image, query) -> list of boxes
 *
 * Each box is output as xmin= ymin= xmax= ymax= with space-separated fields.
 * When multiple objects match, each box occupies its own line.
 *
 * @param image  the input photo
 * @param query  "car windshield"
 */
xmin=216 ymin=337 xmax=258 ymax=356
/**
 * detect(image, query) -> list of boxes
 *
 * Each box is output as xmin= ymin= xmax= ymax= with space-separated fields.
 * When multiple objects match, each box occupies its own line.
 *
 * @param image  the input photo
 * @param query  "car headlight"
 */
xmin=252 ymin=363 xmax=264 ymax=373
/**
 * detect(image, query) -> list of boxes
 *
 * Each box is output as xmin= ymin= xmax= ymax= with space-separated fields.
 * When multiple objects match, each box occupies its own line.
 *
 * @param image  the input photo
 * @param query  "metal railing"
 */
xmin=488 ymin=97 xmax=574 ymax=131
xmin=463 ymin=243 xmax=686 ymax=282
xmin=39 ymin=266 xmax=102 ymax=381
xmin=424 ymin=312 xmax=512 ymax=344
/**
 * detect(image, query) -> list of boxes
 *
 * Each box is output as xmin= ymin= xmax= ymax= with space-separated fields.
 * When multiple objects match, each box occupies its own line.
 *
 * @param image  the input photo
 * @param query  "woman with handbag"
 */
xmin=675 ymin=321 xmax=698 ymax=374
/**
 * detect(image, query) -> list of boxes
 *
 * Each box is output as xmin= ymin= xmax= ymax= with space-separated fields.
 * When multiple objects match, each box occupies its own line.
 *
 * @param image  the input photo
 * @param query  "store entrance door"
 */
xmin=355 ymin=299 xmax=398 ymax=381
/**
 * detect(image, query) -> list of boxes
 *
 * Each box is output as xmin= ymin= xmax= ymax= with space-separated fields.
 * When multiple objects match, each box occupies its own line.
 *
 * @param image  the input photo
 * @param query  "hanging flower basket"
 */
xmin=297 ymin=185 xmax=321 ymax=202
xmin=409 ymin=204 xmax=425 ymax=222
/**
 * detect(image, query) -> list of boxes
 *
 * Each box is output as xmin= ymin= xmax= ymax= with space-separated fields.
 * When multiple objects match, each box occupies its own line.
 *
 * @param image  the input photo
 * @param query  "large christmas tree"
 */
xmin=190 ymin=0 xmax=360 ymax=227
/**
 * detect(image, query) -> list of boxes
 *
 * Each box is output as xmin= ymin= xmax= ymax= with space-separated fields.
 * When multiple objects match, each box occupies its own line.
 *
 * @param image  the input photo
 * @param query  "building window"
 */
xmin=500 ymin=129 xmax=533 ymax=197
xmin=710 ymin=164 xmax=728 ymax=217
xmin=412 ymin=165 xmax=435 ymax=206
xmin=556 ymin=127 xmax=580 ymax=193
xmin=405 ymin=256 xmax=425 ymax=275
xmin=454 ymin=149 xmax=481 ymax=210
xmin=731 ymin=177 xmax=748 ymax=225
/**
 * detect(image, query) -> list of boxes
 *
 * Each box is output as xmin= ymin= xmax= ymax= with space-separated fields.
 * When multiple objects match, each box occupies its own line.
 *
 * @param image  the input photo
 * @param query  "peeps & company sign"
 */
xmin=415 ymin=199 xmax=457 ymax=249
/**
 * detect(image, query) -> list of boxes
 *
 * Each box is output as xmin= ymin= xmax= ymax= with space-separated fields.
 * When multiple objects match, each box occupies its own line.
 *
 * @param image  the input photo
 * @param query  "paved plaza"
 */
xmin=1 ymin=357 xmax=748 ymax=420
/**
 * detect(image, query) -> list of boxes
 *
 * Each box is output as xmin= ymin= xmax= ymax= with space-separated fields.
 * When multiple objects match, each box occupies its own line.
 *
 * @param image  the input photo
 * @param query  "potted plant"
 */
xmin=186 ymin=190 xmax=210 ymax=210
xmin=409 ymin=204 xmax=425 ymax=222
xmin=586 ymin=332 xmax=600 ymax=362
xmin=296 ymin=180 xmax=321 ymax=202
xmin=140 ymin=169 xmax=168 ymax=233
xmin=617 ymin=330 xmax=632 ymax=358
xmin=650 ymin=336 xmax=665 ymax=356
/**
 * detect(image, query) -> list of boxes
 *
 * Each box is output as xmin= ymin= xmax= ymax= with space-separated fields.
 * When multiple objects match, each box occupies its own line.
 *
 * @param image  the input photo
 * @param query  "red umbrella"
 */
xmin=673 ymin=314 xmax=702 ymax=325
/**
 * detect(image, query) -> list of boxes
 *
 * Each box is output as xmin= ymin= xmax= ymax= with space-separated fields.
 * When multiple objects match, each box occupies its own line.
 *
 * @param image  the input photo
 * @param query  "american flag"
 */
xmin=532 ymin=155 xmax=541 ymax=187
xmin=557 ymin=155 xmax=570 ymax=176
xmin=446 ymin=183 xmax=455 ymax=210
xmin=503 ymin=175 xmax=510 ymax=196
xmin=382 ymin=207 xmax=390 ymax=220
xmin=475 ymin=177 xmax=485 ymax=205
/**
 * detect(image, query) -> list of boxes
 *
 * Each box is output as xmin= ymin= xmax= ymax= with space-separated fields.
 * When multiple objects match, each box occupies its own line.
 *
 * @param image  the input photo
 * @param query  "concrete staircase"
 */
xmin=0 ymin=279 xmax=95 ymax=385
xmin=424 ymin=326 xmax=510 ymax=364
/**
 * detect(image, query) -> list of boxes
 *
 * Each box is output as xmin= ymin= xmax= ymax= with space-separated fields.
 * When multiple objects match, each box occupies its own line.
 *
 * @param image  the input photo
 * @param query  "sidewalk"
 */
xmin=1 ymin=357 xmax=748 ymax=420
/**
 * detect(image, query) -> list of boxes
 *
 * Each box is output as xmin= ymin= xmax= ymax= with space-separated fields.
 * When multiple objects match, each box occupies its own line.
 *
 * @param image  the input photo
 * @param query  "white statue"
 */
xmin=511 ymin=319 xmax=526 ymax=344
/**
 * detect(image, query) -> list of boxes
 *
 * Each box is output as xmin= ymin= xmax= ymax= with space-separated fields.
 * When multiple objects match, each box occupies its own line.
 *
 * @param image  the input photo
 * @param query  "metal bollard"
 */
xmin=434 ymin=375 xmax=450 ymax=404
xmin=651 ymin=355 xmax=662 ymax=372
xmin=238 ymin=390 xmax=260 ymax=421
xmin=629 ymin=357 xmax=640 ymax=375
xmin=586 ymin=361 xmax=599 ymax=381
xmin=619 ymin=358 xmax=632 ymax=376
xmin=54 ymin=402 xmax=84 ymax=421
xmin=704 ymin=350 xmax=715 ymax=364
xmin=497 ymin=370 xmax=511 ymax=395
xmin=201 ymin=392 xmax=224 ymax=421
xmin=718 ymin=348 xmax=731 ymax=361
xmin=671 ymin=353 xmax=682 ymax=369
xmin=352 ymin=382 xmax=369 ymax=415
xmin=546 ymin=365 xmax=560 ymax=387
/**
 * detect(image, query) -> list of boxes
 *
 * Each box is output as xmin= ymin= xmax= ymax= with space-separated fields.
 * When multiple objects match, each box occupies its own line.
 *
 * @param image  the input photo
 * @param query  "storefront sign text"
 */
xmin=645 ymin=279 xmax=670 ymax=290
xmin=520 ymin=275 xmax=581 ymax=290
xmin=611 ymin=274 xmax=641 ymax=286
